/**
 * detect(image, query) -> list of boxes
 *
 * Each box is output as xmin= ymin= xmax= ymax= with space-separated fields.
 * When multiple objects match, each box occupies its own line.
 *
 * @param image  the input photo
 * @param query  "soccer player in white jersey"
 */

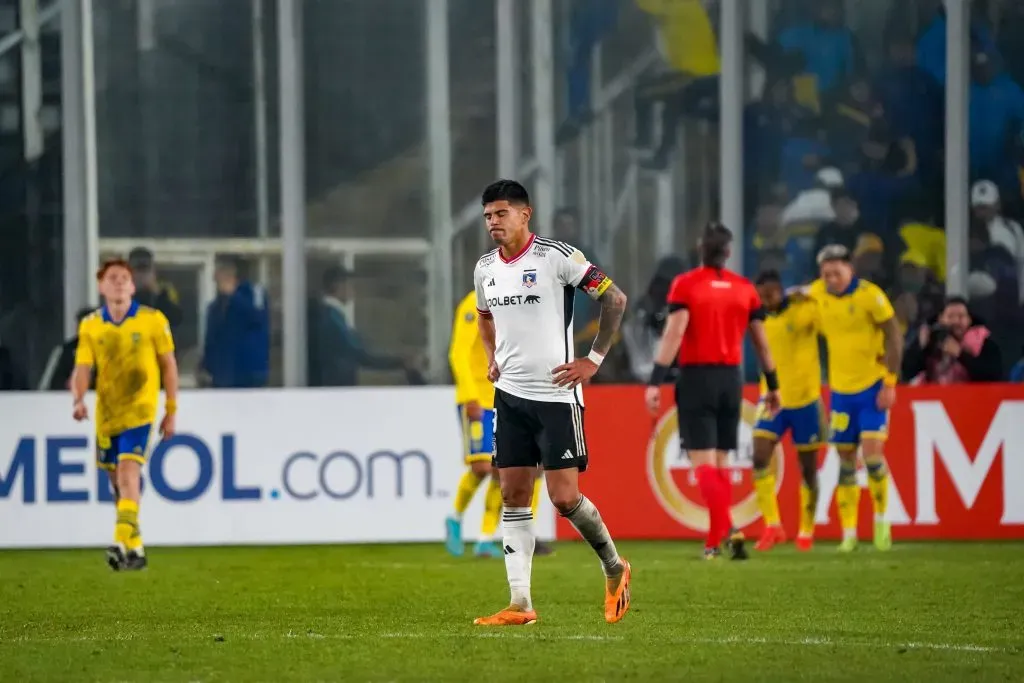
xmin=472 ymin=179 xmax=632 ymax=626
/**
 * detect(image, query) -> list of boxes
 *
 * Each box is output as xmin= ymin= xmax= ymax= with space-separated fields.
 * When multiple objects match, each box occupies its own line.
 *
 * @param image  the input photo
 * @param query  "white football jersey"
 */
xmin=474 ymin=235 xmax=597 ymax=404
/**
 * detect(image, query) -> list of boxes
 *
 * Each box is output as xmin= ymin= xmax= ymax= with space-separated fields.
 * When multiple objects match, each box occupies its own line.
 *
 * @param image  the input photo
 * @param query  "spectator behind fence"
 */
xmin=902 ymin=297 xmax=1002 ymax=384
xmin=621 ymin=255 xmax=686 ymax=382
xmin=127 ymin=247 xmax=183 ymax=329
xmin=44 ymin=307 xmax=96 ymax=391
xmin=916 ymin=4 xmax=997 ymax=87
xmin=971 ymin=180 xmax=1024 ymax=303
xmin=889 ymin=250 xmax=944 ymax=337
xmin=969 ymin=52 xmax=1024 ymax=205
xmin=307 ymin=266 xmax=406 ymax=387
xmin=872 ymin=31 xmax=943 ymax=182
xmin=0 ymin=332 xmax=28 ymax=390
xmin=200 ymin=256 xmax=269 ymax=388
xmin=777 ymin=0 xmax=862 ymax=98
xmin=630 ymin=0 xmax=719 ymax=169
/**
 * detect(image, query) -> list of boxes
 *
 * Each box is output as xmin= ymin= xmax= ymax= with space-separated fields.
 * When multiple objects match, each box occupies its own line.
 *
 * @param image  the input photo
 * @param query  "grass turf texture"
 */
xmin=1 ymin=541 xmax=1022 ymax=682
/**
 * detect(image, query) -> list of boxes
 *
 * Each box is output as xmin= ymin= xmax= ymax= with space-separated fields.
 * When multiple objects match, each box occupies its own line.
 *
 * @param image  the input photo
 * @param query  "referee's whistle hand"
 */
xmin=552 ymin=358 xmax=598 ymax=388
xmin=487 ymin=361 xmax=501 ymax=383
xmin=644 ymin=386 xmax=661 ymax=415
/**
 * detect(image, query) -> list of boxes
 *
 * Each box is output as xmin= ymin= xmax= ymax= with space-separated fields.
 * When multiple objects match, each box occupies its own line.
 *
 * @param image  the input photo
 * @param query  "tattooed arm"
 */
xmin=591 ymin=282 xmax=628 ymax=356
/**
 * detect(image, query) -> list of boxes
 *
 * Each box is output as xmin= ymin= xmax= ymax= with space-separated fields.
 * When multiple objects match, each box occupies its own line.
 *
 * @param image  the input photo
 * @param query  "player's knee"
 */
xmin=469 ymin=461 xmax=491 ymax=478
xmin=799 ymin=461 xmax=818 ymax=489
xmin=751 ymin=439 xmax=774 ymax=470
xmin=115 ymin=460 xmax=142 ymax=495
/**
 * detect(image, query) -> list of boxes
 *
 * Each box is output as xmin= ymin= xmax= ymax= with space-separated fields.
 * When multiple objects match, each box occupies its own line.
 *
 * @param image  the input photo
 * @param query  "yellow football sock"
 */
xmin=752 ymin=468 xmax=781 ymax=526
xmin=864 ymin=456 xmax=889 ymax=520
xmin=480 ymin=478 xmax=502 ymax=537
xmin=530 ymin=476 xmax=543 ymax=518
xmin=115 ymin=499 xmax=139 ymax=547
xmin=798 ymin=483 xmax=816 ymax=537
xmin=453 ymin=470 xmax=484 ymax=518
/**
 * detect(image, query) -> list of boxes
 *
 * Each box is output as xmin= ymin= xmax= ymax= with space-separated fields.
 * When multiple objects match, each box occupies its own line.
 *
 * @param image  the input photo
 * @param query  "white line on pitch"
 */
xmin=1 ymin=631 xmax=1013 ymax=653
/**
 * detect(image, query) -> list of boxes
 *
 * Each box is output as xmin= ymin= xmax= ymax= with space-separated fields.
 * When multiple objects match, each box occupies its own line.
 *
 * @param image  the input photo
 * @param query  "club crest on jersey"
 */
xmin=522 ymin=269 xmax=537 ymax=288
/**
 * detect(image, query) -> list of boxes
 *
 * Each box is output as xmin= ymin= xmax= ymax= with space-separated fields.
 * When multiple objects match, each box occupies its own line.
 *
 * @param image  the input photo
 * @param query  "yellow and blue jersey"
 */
xmin=808 ymin=277 xmax=894 ymax=395
xmin=449 ymin=292 xmax=495 ymax=462
xmin=754 ymin=294 xmax=825 ymax=448
xmin=75 ymin=301 xmax=174 ymax=440
xmin=808 ymin=278 xmax=895 ymax=445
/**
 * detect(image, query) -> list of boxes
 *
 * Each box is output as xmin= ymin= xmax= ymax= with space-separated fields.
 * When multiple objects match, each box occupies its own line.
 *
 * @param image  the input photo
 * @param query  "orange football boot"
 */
xmin=604 ymin=559 xmax=632 ymax=624
xmin=795 ymin=535 xmax=814 ymax=552
xmin=473 ymin=606 xmax=538 ymax=626
xmin=755 ymin=525 xmax=787 ymax=551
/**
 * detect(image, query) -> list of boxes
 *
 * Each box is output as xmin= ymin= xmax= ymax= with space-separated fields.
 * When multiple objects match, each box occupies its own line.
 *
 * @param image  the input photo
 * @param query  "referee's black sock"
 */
xmin=562 ymin=495 xmax=622 ymax=576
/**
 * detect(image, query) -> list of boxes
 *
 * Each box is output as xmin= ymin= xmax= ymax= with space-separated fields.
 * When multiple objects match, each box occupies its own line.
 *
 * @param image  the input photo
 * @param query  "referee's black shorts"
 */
xmin=674 ymin=364 xmax=742 ymax=452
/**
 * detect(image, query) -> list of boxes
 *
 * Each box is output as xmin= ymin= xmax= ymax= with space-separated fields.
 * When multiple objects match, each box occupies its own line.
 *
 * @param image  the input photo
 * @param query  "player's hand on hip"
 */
xmin=160 ymin=412 xmax=177 ymax=438
xmin=877 ymin=385 xmax=896 ymax=410
xmin=763 ymin=390 xmax=782 ymax=417
xmin=552 ymin=358 xmax=598 ymax=389
xmin=644 ymin=386 xmax=661 ymax=415
xmin=487 ymin=360 xmax=501 ymax=383
xmin=72 ymin=400 xmax=88 ymax=422
xmin=465 ymin=400 xmax=483 ymax=421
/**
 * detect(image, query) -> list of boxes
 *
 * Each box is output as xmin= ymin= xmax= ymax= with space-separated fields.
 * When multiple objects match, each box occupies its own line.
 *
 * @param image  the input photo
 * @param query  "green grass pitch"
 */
xmin=2 ymin=541 xmax=1022 ymax=682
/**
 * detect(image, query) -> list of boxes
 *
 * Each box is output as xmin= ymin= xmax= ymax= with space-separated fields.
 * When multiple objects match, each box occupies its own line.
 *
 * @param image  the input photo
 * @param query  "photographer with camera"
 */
xmin=902 ymin=297 xmax=1003 ymax=384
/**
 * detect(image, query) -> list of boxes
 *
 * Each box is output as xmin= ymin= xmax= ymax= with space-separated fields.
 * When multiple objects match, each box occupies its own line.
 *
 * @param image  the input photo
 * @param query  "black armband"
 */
xmin=763 ymin=369 xmax=779 ymax=392
xmin=648 ymin=363 xmax=672 ymax=386
xmin=749 ymin=306 xmax=766 ymax=322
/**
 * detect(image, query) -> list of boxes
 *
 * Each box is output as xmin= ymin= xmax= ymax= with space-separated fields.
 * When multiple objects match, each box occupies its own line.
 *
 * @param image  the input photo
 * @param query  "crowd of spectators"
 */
xmin=621 ymin=0 xmax=1024 ymax=384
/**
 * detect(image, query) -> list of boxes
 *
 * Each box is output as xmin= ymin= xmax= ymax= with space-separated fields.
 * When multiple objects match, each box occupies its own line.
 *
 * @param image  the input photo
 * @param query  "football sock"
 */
xmin=798 ymin=482 xmax=817 ymax=537
xmin=836 ymin=461 xmax=859 ymax=538
xmin=481 ymin=478 xmax=503 ymax=537
xmin=562 ymin=495 xmax=622 ymax=577
xmin=752 ymin=467 xmax=781 ymax=527
xmin=716 ymin=466 xmax=736 ymax=540
xmin=530 ymin=476 xmax=543 ymax=519
xmin=453 ymin=470 xmax=484 ymax=520
xmin=695 ymin=464 xmax=725 ymax=548
xmin=115 ymin=499 xmax=139 ymax=548
xmin=864 ymin=455 xmax=889 ymax=522
xmin=501 ymin=508 xmax=535 ymax=610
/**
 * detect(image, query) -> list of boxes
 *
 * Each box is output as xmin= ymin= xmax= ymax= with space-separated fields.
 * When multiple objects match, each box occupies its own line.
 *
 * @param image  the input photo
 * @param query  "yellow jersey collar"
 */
xmin=837 ymin=276 xmax=860 ymax=298
xmin=101 ymin=300 xmax=139 ymax=325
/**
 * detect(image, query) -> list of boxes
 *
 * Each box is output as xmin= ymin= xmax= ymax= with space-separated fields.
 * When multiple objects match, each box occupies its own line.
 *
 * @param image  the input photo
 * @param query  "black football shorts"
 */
xmin=675 ymin=364 xmax=742 ymax=451
xmin=493 ymin=388 xmax=589 ymax=471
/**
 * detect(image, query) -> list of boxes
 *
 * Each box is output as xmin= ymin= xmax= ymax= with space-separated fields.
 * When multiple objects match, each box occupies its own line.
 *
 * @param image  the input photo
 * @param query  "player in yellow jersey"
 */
xmin=809 ymin=245 xmax=902 ymax=552
xmin=72 ymin=259 xmax=179 ymax=571
xmin=444 ymin=292 xmax=551 ymax=557
xmin=751 ymin=271 xmax=825 ymax=552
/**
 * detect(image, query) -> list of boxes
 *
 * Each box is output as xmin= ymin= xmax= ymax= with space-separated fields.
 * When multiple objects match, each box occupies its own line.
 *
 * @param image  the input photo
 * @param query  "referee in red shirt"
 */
xmin=644 ymin=222 xmax=780 ymax=560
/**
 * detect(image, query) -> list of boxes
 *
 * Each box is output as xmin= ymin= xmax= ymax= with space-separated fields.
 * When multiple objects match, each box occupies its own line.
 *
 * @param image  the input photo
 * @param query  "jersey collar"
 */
xmin=499 ymin=233 xmax=536 ymax=264
xmin=102 ymin=300 xmax=139 ymax=325
xmin=772 ymin=295 xmax=791 ymax=315
xmin=839 ymin=276 xmax=860 ymax=297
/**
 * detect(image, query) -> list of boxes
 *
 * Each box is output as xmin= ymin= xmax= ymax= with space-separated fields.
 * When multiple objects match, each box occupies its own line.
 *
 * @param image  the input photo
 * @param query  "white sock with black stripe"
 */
xmin=501 ymin=507 xmax=535 ymax=611
xmin=563 ymin=495 xmax=622 ymax=577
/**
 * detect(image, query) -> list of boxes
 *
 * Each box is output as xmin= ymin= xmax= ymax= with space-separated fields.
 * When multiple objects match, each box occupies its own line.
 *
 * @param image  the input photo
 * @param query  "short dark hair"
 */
xmin=944 ymin=295 xmax=970 ymax=310
xmin=755 ymin=269 xmax=782 ymax=285
xmin=128 ymin=247 xmax=154 ymax=269
xmin=214 ymin=254 xmax=241 ymax=272
xmin=322 ymin=265 xmax=352 ymax=291
xmin=481 ymin=179 xmax=530 ymax=207
xmin=699 ymin=221 xmax=732 ymax=267
xmin=816 ymin=244 xmax=851 ymax=265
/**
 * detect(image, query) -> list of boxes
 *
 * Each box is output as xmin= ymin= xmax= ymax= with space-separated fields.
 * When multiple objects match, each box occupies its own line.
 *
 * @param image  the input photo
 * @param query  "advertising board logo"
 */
xmin=646 ymin=400 xmax=782 ymax=532
xmin=0 ymin=435 xmax=434 ymax=504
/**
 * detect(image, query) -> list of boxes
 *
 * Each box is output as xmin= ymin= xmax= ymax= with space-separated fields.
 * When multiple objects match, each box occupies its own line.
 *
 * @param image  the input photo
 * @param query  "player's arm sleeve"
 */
xmin=152 ymin=312 xmax=176 ymax=355
xmin=73 ymin=321 xmax=94 ymax=366
xmin=473 ymin=265 xmax=491 ymax=318
xmin=558 ymin=247 xmax=613 ymax=300
xmin=448 ymin=304 xmax=481 ymax=403
xmin=665 ymin=276 xmax=688 ymax=312
xmin=868 ymin=286 xmax=896 ymax=324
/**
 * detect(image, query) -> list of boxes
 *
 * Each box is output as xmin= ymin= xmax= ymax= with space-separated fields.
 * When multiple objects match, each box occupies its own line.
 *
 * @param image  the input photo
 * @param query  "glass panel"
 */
xmin=93 ymin=0 xmax=280 ymax=388
xmin=302 ymin=0 xmax=429 ymax=388
xmin=742 ymin=0 xmax=949 ymax=381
